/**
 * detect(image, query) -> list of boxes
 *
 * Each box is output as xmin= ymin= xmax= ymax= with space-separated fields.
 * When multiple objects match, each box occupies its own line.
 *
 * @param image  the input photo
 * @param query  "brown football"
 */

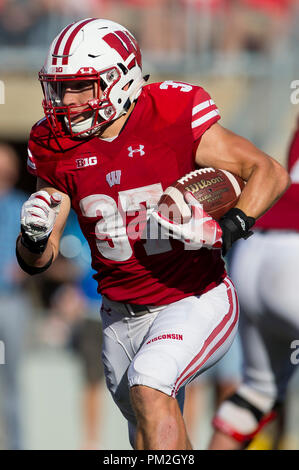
xmin=157 ymin=167 xmax=245 ymax=223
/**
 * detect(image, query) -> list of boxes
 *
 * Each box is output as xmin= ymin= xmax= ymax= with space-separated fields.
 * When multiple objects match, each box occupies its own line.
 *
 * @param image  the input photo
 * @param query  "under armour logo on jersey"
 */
xmin=106 ymin=170 xmax=121 ymax=187
xmin=128 ymin=145 xmax=145 ymax=157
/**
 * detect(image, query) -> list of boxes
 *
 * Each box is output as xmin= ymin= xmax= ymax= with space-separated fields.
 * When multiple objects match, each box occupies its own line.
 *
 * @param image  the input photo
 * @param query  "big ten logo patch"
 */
xmin=76 ymin=155 xmax=98 ymax=169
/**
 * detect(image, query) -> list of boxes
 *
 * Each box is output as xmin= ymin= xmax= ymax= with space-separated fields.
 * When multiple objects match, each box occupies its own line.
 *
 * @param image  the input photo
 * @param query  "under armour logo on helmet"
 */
xmin=128 ymin=145 xmax=145 ymax=157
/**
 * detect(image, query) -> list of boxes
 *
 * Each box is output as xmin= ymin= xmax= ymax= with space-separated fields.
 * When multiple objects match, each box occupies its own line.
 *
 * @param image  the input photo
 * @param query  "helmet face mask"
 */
xmin=39 ymin=66 xmax=121 ymax=138
xmin=39 ymin=19 xmax=144 ymax=139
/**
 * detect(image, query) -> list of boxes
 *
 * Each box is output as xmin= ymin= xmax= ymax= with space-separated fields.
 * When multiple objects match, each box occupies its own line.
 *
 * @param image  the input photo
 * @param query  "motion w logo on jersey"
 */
xmin=106 ymin=170 xmax=122 ymax=187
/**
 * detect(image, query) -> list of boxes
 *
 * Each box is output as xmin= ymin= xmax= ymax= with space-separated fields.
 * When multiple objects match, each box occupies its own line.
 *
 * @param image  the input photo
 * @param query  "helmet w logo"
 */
xmin=103 ymin=30 xmax=142 ymax=70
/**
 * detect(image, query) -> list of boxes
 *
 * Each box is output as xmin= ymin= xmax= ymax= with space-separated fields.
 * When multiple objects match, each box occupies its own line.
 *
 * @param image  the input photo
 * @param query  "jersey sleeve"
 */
xmin=151 ymin=81 xmax=220 ymax=142
xmin=27 ymin=119 xmax=48 ymax=179
xmin=190 ymin=86 xmax=220 ymax=142
xmin=27 ymin=120 xmax=70 ymax=195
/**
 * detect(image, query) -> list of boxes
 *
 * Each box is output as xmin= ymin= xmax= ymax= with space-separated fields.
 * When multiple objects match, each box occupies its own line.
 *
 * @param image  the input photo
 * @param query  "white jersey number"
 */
xmin=79 ymin=183 xmax=172 ymax=261
xmin=160 ymin=80 xmax=193 ymax=93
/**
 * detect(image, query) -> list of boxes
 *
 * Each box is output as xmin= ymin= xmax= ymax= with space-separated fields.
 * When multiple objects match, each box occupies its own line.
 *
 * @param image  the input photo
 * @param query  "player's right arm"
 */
xmin=16 ymin=177 xmax=71 ymax=273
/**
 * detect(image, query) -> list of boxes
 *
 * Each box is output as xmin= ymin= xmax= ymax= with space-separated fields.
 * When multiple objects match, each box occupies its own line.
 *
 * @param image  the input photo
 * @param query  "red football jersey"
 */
xmin=27 ymin=80 xmax=225 ymax=305
xmin=255 ymin=121 xmax=299 ymax=231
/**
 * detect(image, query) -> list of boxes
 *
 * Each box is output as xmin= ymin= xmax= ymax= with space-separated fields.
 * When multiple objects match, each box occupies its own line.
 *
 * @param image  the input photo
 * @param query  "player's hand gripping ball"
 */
xmin=151 ymin=191 xmax=222 ymax=250
xmin=157 ymin=167 xmax=245 ymax=223
xmin=151 ymin=168 xmax=250 ymax=253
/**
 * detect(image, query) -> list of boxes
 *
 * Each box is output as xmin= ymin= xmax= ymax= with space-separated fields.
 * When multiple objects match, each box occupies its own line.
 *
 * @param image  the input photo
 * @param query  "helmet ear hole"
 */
xmin=122 ymin=79 xmax=133 ymax=91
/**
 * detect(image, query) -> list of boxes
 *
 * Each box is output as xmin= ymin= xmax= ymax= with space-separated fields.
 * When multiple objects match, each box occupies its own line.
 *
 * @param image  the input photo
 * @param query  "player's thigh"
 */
xmin=100 ymin=302 xmax=159 ymax=423
xmin=128 ymin=277 xmax=239 ymax=398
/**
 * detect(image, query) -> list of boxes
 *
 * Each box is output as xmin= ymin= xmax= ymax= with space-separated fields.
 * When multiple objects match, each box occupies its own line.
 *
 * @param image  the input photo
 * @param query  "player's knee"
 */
xmin=128 ymin=349 xmax=179 ymax=396
xmin=130 ymin=384 xmax=176 ymax=427
xmin=212 ymin=384 xmax=277 ymax=446
xmin=130 ymin=385 xmax=162 ymax=412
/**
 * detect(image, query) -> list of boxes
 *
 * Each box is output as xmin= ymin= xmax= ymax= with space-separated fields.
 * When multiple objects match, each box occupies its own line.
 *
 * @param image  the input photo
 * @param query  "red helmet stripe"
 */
xmin=103 ymin=32 xmax=129 ymax=62
xmin=117 ymin=30 xmax=142 ymax=68
xmin=52 ymin=22 xmax=75 ymax=65
xmin=103 ymin=30 xmax=141 ymax=67
xmin=61 ymin=18 xmax=97 ymax=65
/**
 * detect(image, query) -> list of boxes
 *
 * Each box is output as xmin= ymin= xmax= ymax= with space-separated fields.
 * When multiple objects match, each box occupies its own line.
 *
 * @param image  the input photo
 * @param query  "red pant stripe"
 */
xmin=171 ymin=278 xmax=239 ymax=396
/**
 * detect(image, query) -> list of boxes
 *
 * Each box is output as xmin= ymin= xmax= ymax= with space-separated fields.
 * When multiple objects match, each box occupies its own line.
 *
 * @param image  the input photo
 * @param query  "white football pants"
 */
xmin=100 ymin=277 xmax=239 ymax=445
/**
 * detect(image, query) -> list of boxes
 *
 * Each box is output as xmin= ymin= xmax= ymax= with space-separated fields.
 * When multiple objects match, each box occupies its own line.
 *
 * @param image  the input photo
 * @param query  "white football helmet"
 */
xmin=39 ymin=18 xmax=145 ymax=138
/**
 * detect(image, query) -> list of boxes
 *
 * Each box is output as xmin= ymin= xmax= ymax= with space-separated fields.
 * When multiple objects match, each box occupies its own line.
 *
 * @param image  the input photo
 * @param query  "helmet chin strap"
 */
xmin=64 ymin=115 xmax=100 ymax=138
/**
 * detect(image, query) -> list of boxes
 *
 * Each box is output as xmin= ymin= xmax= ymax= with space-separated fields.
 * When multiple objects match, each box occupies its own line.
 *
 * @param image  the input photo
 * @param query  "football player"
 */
xmin=209 ymin=120 xmax=299 ymax=450
xmin=16 ymin=18 xmax=289 ymax=450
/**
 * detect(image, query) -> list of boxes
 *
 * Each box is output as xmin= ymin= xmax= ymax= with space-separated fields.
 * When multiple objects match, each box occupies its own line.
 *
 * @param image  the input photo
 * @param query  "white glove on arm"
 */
xmin=151 ymin=192 xmax=223 ymax=250
xmin=20 ymin=190 xmax=62 ymax=254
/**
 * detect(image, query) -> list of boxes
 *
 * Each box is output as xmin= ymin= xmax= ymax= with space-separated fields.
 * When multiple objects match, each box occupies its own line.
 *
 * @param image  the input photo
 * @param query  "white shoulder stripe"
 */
xmin=27 ymin=156 xmax=36 ymax=170
xmin=33 ymin=117 xmax=47 ymax=128
xmin=191 ymin=109 xmax=219 ymax=129
xmin=192 ymin=99 xmax=215 ymax=116
xmin=27 ymin=147 xmax=35 ymax=159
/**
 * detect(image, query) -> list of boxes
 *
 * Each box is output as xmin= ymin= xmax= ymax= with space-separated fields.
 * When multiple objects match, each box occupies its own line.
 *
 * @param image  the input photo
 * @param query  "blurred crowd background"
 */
xmin=0 ymin=0 xmax=298 ymax=450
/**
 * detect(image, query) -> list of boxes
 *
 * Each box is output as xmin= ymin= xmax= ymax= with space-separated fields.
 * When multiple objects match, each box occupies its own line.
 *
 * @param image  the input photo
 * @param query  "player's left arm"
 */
xmin=196 ymin=122 xmax=291 ymax=218
xmin=195 ymin=123 xmax=291 ymax=254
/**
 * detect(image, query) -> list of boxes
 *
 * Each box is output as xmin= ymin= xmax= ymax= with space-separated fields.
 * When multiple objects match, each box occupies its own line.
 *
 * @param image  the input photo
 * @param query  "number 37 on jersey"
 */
xmin=79 ymin=183 xmax=172 ymax=262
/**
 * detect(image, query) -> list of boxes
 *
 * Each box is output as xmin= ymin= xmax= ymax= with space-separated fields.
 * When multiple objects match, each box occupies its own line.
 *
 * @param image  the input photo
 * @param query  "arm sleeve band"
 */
xmin=16 ymin=243 xmax=54 ymax=275
xmin=20 ymin=227 xmax=50 ymax=254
